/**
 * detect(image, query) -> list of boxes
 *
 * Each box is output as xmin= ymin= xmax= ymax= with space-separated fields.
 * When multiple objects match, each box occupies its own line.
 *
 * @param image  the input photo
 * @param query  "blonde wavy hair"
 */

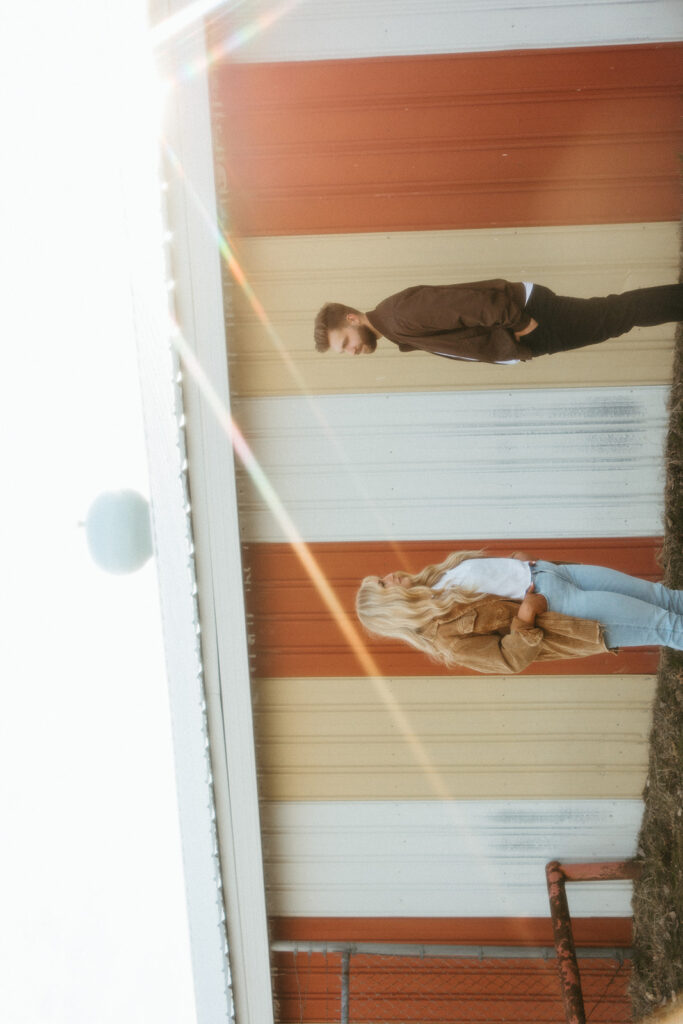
xmin=355 ymin=550 xmax=487 ymax=664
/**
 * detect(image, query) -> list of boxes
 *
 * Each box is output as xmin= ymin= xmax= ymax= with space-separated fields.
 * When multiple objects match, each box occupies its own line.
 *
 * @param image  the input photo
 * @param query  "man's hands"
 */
xmin=517 ymin=583 xmax=547 ymax=625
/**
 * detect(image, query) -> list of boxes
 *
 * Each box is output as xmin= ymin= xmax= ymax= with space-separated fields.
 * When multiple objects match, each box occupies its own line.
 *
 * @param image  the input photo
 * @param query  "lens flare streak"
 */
xmin=171 ymin=326 xmax=453 ymax=798
xmin=213 ymin=0 xmax=305 ymax=58
xmin=152 ymin=0 xmax=306 ymax=79
xmin=164 ymin=142 xmax=308 ymax=388
xmin=164 ymin=141 xmax=411 ymax=556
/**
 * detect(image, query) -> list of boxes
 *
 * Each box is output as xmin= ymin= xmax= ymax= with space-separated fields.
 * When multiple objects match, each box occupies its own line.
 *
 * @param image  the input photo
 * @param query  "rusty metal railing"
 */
xmin=546 ymin=859 xmax=643 ymax=1024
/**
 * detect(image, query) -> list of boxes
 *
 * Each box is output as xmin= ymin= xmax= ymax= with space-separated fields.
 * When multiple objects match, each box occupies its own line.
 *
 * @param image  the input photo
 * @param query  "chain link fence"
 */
xmin=272 ymin=944 xmax=631 ymax=1023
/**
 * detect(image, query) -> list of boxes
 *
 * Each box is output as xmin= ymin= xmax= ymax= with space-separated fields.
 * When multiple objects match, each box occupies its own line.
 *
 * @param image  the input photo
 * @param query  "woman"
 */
xmin=355 ymin=551 xmax=683 ymax=674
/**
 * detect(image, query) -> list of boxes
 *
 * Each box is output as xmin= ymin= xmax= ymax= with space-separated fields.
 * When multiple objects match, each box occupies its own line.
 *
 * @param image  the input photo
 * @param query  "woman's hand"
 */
xmin=517 ymin=583 xmax=548 ymax=625
xmin=514 ymin=317 xmax=538 ymax=339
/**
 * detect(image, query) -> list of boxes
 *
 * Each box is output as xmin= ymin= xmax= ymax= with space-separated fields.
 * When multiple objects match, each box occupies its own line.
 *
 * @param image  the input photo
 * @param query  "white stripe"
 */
xmin=234 ymin=386 xmax=667 ymax=542
xmin=262 ymin=799 xmax=643 ymax=917
xmin=221 ymin=0 xmax=683 ymax=63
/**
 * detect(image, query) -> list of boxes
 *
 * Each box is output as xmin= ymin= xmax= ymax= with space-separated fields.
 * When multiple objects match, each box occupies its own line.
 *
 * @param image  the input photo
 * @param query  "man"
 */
xmin=313 ymin=279 xmax=683 ymax=365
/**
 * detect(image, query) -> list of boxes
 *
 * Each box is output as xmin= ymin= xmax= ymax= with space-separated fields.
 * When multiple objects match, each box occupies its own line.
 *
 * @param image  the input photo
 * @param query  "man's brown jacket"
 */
xmin=366 ymin=279 xmax=535 ymax=363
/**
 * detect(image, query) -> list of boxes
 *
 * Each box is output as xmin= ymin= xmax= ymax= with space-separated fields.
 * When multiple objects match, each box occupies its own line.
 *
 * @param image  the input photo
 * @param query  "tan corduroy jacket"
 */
xmin=420 ymin=596 xmax=609 ymax=674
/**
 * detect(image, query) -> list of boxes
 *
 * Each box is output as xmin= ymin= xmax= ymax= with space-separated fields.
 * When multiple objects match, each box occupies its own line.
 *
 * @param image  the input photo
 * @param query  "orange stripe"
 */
xmin=243 ymin=537 xmax=662 ymax=677
xmin=271 ymin=914 xmax=632 ymax=947
xmin=209 ymin=44 xmax=682 ymax=236
xmin=272 ymin=951 xmax=631 ymax=1022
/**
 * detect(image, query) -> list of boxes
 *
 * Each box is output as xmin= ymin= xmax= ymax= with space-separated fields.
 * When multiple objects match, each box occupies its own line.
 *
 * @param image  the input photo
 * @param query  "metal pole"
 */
xmin=546 ymin=860 xmax=586 ymax=1024
xmin=340 ymin=949 xmax=350 ymax=1024
xmin=270 ymin=940 xmax=631 ymax=960
xmin=559 ymin=860 xmax=642 ymax=883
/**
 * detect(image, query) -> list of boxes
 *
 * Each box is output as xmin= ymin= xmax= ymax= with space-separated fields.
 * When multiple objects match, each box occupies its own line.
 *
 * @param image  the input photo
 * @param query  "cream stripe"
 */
xmin=254 ymin=675 xmax=655 ymax=800
xmin=228 ymin=222 xmax=679 ymax=396
xmin=225 ymin=222 xmax=679 ymax=397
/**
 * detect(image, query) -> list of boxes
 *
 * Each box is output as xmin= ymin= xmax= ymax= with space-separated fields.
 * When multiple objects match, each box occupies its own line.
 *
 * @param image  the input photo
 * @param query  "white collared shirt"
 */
xmin=435 ymin=558 xmax=532 ymax=599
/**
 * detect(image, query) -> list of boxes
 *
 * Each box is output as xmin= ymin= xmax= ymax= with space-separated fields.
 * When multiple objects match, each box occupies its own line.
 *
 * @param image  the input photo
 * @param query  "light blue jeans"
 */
xmin=530 ymin=561 xmax=683 ymax=650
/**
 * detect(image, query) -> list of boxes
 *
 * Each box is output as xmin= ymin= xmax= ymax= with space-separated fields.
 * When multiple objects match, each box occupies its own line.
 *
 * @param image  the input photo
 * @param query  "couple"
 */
xmin=314 ymin=277 xmax=683 ymax=672
xmin=356 ymin=552 xmax=683 ymax=674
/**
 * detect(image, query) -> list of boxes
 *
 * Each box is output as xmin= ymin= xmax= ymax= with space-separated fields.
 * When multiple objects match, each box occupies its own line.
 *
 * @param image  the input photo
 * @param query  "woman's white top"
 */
xmin=434 ymin=558 xmax=531 ymax=600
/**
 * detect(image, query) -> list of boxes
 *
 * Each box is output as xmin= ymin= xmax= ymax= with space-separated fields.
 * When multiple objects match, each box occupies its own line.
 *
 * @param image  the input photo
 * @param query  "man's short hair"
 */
xmin=314 ymin=302 xmax=360 ymax=352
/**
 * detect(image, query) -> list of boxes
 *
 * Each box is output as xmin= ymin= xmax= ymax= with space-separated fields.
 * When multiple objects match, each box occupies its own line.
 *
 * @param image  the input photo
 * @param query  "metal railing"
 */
xmin=546 ymin=859 xmax=641 ymax=1024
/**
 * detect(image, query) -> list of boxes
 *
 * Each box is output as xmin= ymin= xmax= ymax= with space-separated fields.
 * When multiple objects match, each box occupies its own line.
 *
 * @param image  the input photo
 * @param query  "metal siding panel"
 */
xmin=271 ymin=915 xmax=633 ymax=946
xmin=207 ymin=2 xmax=683 ymax=62
xmin=210 ymin=45 xmax=682 ymax=235
xmin=271 ymin=952 xmax=630 ymax=1023
xmin=261 ymin=800 xmax=644 ymax=917
xmin=254 ymin=674 xmax=654 ymax=800
xmin=234 ymin=388 xmax=667 ymax=543
xmin=225 ymin=223 xmax=679 ymax=397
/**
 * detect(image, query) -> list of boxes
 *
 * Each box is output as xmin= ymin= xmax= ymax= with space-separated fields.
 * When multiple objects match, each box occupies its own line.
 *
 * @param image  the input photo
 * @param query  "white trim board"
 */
xmin=149 ymin=3 xmax=274 ymax=1021
xmin=217 ymin=0 xmax=683 ymax=63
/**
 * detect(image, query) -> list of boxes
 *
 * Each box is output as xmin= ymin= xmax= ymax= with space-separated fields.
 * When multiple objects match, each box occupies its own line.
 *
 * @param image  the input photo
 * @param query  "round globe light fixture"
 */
xmin=85 ymin=489 xmax=153 ymax=574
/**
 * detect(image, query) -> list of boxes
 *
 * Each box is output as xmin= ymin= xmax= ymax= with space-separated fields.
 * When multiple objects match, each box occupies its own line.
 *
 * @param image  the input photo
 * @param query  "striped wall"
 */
xmin=207 ymin=5 xmax=681 ymax=1016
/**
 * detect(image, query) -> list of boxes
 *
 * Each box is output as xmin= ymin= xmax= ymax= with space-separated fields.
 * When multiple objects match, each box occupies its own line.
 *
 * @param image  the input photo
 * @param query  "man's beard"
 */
xmin=358 ymin=325 xmax=377 ymax=353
